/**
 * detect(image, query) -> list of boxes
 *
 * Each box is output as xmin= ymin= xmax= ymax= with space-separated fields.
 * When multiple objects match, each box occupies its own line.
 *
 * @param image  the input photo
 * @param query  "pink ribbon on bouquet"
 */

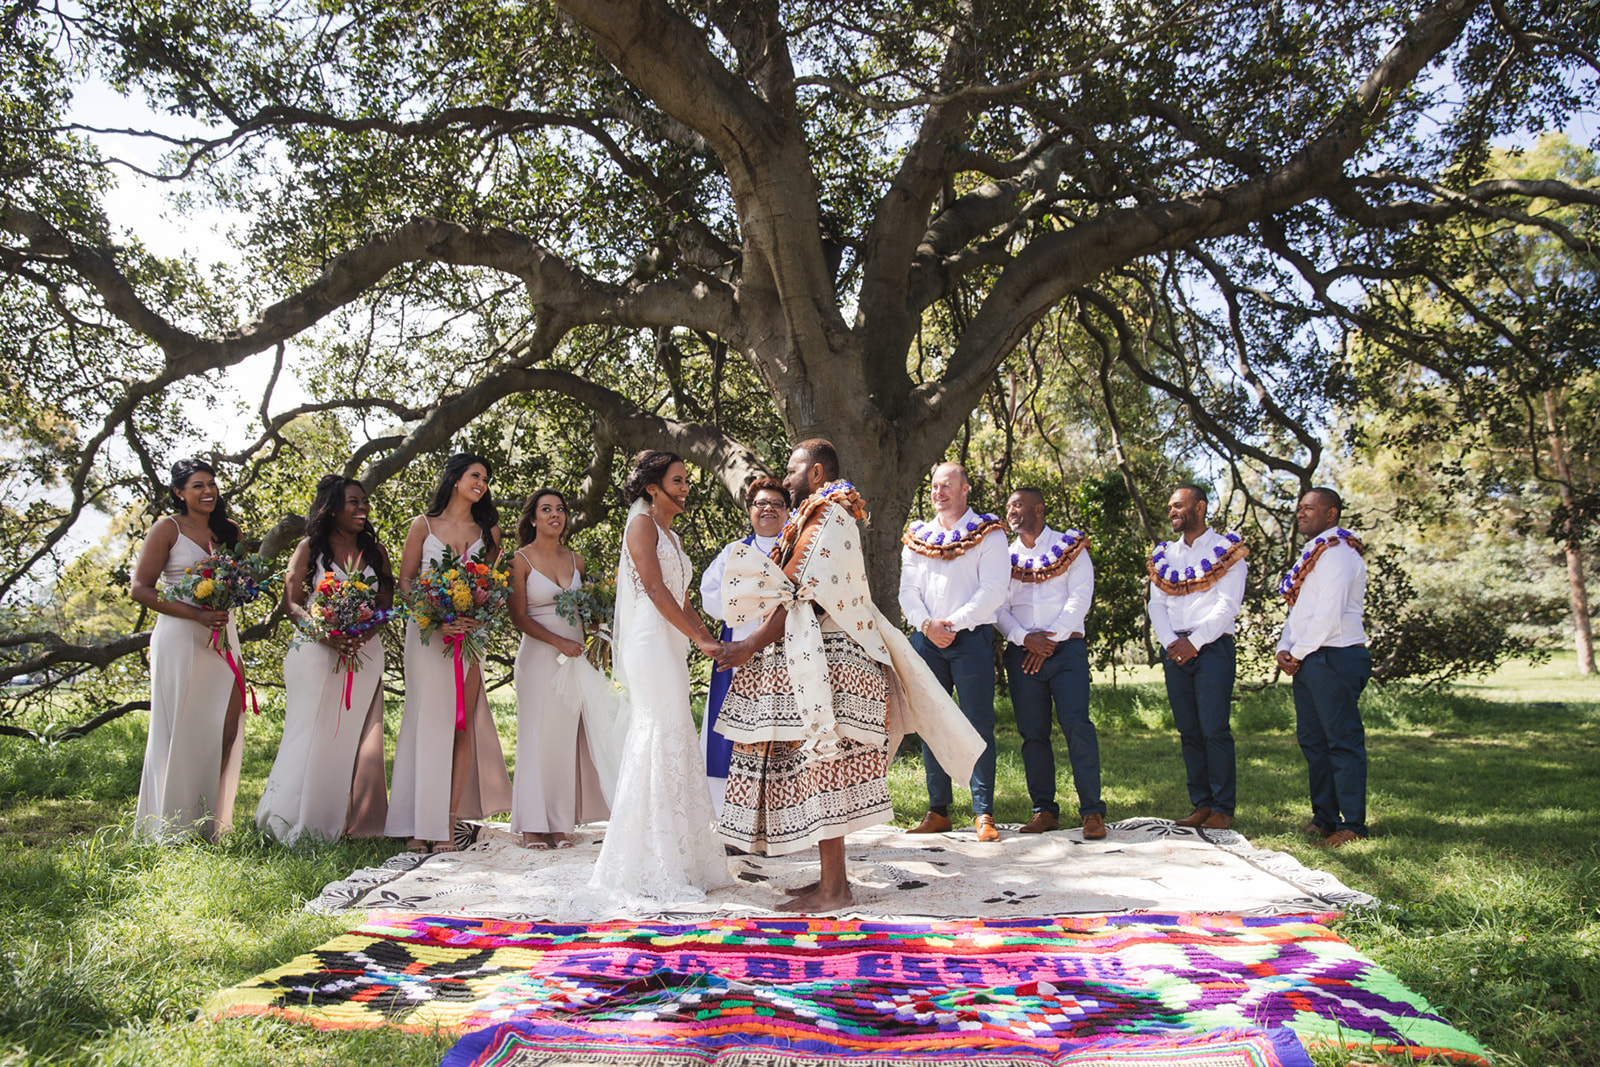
xmin=210 ymin=626 xmax=259 ymax=716
xmin=444 ymin=633 xmax=468 ymax=731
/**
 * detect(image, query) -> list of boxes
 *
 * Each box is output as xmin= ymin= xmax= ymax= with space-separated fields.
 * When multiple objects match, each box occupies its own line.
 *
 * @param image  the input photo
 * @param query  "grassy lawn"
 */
xmin=1 ymin=656 xmax=1596 ymax=1066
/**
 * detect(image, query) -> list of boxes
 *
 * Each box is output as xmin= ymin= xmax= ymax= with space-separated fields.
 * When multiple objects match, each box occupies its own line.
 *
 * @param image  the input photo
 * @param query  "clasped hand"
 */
xmin=1165 ymin=635 xmax=1199 ymax=666
xmin=439 ymin=617 xmax=483 ymax=638
xmin=1275 ymin=649 xmax=1301 ymax=676
xmin=192 ymin=605 xmax=230 ymax=629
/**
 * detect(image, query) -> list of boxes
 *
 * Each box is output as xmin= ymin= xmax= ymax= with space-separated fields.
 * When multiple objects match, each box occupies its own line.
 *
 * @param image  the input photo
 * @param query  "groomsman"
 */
xmin=899 ymin=462 xmax=1010 ymax=841
xmin=995 ymin=488 xmax=1106 ymax=838
xmin=700 ymin=477 xmax=790 ymax=814
xmin=1147 ymin=486 xmax=1248 ymax=831
xmin=1277 ymin=487 xmax=1370 ymax=849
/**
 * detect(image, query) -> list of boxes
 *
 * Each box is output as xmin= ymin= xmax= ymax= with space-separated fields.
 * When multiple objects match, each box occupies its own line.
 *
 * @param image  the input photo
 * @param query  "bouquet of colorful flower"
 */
xmin=163 ymin=543 xmax=279 ymax=613
xmin=161 ymin=542 xmax=279 ymax=713
xmin=554 ymin=577 xmax=617 ymax=669
xmin=289 ymin=559 xmax=395 ymax=675
xmin=404 ymin=542 xmax=512 ymax=663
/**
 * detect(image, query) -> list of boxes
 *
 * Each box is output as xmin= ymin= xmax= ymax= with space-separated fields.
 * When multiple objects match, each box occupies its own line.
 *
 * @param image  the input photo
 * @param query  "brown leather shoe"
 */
xmin=974 ymin=814 xmax=1001 ymax=842
xmin=1200 ymin=812 xmax=1233 ymax=830
xmin=1175 ymin=808 xmax=1211 ymax=828
xmin=908 ymin=811 xmax=953 ymax=834
xmin=1081 ymin=813 xmax=1107 ymax=840
xmin=1300 ymin=822 xmax=1333 ymax=839
xmin=1019 ymin=810 xmax=1059 ymax=834
xmin=1316 ymin=829 xmax=1365 ymax=849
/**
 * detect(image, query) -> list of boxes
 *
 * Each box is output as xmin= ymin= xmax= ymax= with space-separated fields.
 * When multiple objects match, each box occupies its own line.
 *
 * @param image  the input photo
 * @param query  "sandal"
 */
xmin=428 ymin=840 xmax=455 ymax=854
xmin=520 ymin=835 xmax=550 ymax=851
xmin=547 ymin=833 xmax=575 ymax=850
xmin=406 ymin=839 xmax=430 ymax=854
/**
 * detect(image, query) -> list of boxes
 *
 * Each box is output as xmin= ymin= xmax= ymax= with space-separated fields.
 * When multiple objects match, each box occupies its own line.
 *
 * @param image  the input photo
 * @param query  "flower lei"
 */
xmin=1011 ymin=529 xmax=1090 ymax=583
xmin=772 ymin=480 xmax=868 ymax=567
xmin=902 ymin=512 xmax=1007 ymax=560
xmin=1148 ymin=532 xmax=1249 ymax=596
xmin=1280 ymin=528 xmax=1365 ymax=606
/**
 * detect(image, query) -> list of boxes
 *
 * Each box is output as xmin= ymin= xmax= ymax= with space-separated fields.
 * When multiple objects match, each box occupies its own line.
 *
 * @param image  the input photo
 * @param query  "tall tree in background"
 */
xmin=2 ymin=0 xmax=1598 ymax=719
xmin=1348 ymin=135 xmax=1598 ymax=673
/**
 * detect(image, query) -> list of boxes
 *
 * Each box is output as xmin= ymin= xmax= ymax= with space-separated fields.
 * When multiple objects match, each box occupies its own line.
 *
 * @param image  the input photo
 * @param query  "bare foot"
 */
xmin=779 ymin=885 xmax=854 ymax=912
xmin=784 ymin=880 xmax=822 ymax=897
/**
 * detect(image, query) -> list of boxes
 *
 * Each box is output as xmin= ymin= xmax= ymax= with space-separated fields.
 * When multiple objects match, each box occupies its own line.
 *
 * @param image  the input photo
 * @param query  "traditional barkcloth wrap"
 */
xmin=772 ymin=480 xmax=867 ymax=567
xmin=717 ymin=624 xmax=893 ymax=856
xmin=721 ymin=495 xmax=890 ymax=765
xmin=1011 ymin=530 xmax=1090 ymax=583
xmin=1148 ymin=532 xmax=1249 ymax=596
xmin=901 ymin=513 xmax=1007 ymax=559
xmin=1279 ymin=528 xmax=1365 ymax=607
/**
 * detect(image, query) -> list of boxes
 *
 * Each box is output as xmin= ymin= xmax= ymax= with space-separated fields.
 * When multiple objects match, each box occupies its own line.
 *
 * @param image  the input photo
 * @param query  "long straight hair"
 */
xmin=303 ymin=474 xmax=393 ymax=598
xmin=167 ymin=458 xmax=240 ymax=549
xmin=425 ymin=453 xmax=499 ymax=550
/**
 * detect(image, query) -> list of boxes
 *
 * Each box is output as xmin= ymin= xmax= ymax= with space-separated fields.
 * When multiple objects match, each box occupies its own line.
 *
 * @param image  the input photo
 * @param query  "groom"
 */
xmin=713 ymin=440 xmax=983 ymax=912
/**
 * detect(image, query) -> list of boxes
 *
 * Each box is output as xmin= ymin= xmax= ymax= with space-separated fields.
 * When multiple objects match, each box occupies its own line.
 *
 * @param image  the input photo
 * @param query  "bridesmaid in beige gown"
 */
xmin=508 ymin=488 xmax=608 ymax=849
xmin=384 ymin=453 xmax=513 ymax=853
xmin=129 ymin=459 xmax=247 ymax=842
xmin=255 ymin=474 xmax=392 ymax=843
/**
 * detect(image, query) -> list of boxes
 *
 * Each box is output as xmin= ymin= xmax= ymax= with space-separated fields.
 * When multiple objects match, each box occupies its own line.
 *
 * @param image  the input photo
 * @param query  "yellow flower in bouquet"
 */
xmin=193 ymin=578 xmax=215 ymax=599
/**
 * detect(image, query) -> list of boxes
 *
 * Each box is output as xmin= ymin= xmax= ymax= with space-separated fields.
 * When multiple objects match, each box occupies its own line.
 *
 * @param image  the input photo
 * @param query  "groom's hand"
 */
xmin=713 ymin=638 xmax=755 ymax=670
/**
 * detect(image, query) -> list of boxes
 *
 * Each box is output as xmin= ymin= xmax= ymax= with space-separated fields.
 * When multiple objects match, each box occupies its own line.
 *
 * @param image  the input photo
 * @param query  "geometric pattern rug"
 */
xmin=207 ymin=911 xmax=1488 ymax=1065
xmin=305 ymin=818 xmax=1376 ymax=921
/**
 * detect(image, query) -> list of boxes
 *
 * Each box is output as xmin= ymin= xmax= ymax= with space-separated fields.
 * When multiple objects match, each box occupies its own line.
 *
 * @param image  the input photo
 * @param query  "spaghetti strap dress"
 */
xmin=384 ymin=529 xmax=513 ymax=842
xmin=135 ymin=523 xmax=246 ymax=841
xmin=510 ymin=551 xmax=609 ymax=835
xmin=255 ymin=554 xmax=389 ymax=843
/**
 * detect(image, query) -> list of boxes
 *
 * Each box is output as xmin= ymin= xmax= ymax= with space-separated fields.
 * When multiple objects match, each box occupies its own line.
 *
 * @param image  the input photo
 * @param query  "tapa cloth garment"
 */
xmin=719 ymin=499 xmax=984 ymax=782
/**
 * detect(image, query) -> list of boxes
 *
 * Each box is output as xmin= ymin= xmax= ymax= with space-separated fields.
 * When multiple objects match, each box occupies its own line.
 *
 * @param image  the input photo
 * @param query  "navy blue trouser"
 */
xmin=913 ymin=626 xmax=997 ymax=816
xmin=1292 ymin=644 xmax=1372 ymax=836
xmin=1161 ymin=634 xmax=1237 ymax=816
xmin=1003 ymin=637 xmax=1104 ymax=818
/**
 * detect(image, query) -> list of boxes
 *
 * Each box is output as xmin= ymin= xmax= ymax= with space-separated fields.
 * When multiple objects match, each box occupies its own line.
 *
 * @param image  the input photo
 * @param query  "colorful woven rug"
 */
xmin=208 ymin=912 xmax=1487 ymax=1065
xmin=306 ymin=818 xmax=1374 ymax=921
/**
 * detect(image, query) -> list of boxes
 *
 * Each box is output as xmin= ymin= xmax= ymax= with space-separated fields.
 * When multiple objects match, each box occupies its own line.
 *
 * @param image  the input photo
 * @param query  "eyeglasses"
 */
xmin=749 ymin=501 xmax=787 ymax=511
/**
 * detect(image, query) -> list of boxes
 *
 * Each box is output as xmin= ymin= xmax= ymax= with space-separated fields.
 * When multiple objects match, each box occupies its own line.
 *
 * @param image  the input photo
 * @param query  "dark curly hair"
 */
xmin=516 ymin=487 xmax=568 ymax=547
xmin=166 ymin=458 xmax=240 ymax=549
xmin=303 ymin=474 xmax=393 ymax=599
xmin=425 ymin=453 xmax=499 ymax=550
xmin=623 ymin=450 xmax=685 ymax=506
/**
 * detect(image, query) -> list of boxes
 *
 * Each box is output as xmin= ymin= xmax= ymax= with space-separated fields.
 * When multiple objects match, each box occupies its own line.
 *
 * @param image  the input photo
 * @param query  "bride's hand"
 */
xmin=695 ymin=635 xmax=721 ymax=659
xmin=713 ymin=639 xmax=755 ymax=671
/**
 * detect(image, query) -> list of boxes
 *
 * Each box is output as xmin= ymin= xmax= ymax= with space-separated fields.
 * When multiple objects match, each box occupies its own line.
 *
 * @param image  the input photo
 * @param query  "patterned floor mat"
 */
xmin=209 ymin=911 xmax=1486 ymax=1065
xmin=306 ymin=818 xmax=1374 ymax=921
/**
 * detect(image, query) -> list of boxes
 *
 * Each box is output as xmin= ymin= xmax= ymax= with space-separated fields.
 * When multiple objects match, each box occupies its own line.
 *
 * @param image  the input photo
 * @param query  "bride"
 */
xmin=587 ymin=450 xmax=731 ymax=903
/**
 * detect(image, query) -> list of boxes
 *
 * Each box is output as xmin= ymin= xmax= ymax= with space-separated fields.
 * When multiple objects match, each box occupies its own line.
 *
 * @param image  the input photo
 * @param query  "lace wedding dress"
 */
xmin=585 ymin=507 xmax=730 ymax=905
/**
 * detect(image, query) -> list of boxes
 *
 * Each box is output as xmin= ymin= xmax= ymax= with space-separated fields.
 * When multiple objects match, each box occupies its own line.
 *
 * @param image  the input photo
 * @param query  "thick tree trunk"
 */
xmin=1563 ymin=543 xmax=1594 ymax=675
xmin=1544 ymin=390 xmax=1594 ymax=675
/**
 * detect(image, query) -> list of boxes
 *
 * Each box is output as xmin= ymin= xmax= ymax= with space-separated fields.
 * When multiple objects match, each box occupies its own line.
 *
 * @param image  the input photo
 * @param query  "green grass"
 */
xmin=1 ymin=656 xmax=1597 ymax=1065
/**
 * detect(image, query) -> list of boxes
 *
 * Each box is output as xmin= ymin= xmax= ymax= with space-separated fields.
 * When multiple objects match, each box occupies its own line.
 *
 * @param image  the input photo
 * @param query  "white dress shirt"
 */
xmin=701 ymin=533 xmax=779 ymax=641
xmin=898 ymin=508 xmax=1010 ymax=633
xmin=996 ymin=527 xmax=1094 ymax=645
xmin=1148 ymin=529 xmax=1247 ymax=650
xmin=1278 ymin=539 xmax=1368 ymax=660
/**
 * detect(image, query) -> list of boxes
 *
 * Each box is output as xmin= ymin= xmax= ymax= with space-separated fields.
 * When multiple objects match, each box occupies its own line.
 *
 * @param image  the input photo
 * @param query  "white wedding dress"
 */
xmin=585 ymin=509 xmax=730 ymax=905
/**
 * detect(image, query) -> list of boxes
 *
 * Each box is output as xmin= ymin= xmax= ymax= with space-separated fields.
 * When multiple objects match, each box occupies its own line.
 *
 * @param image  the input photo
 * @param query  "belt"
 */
xmin=1174 ymin=630 xmax=1193 ymax=637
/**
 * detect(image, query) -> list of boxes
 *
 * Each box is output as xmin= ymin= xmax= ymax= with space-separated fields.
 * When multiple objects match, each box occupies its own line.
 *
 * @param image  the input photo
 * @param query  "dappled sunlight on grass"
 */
xmin=0 ymin=655 xmax=1596 ymax=1064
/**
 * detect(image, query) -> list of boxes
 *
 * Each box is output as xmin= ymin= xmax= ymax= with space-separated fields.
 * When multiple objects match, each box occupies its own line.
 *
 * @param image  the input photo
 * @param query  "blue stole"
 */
xmin=703 ymin=533 xmax=755 ymax=778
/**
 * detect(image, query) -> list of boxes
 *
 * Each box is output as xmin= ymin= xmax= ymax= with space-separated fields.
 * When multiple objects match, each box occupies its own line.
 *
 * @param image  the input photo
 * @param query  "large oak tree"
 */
xmin=3 ymin=0 xmax=1597 ymax=721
